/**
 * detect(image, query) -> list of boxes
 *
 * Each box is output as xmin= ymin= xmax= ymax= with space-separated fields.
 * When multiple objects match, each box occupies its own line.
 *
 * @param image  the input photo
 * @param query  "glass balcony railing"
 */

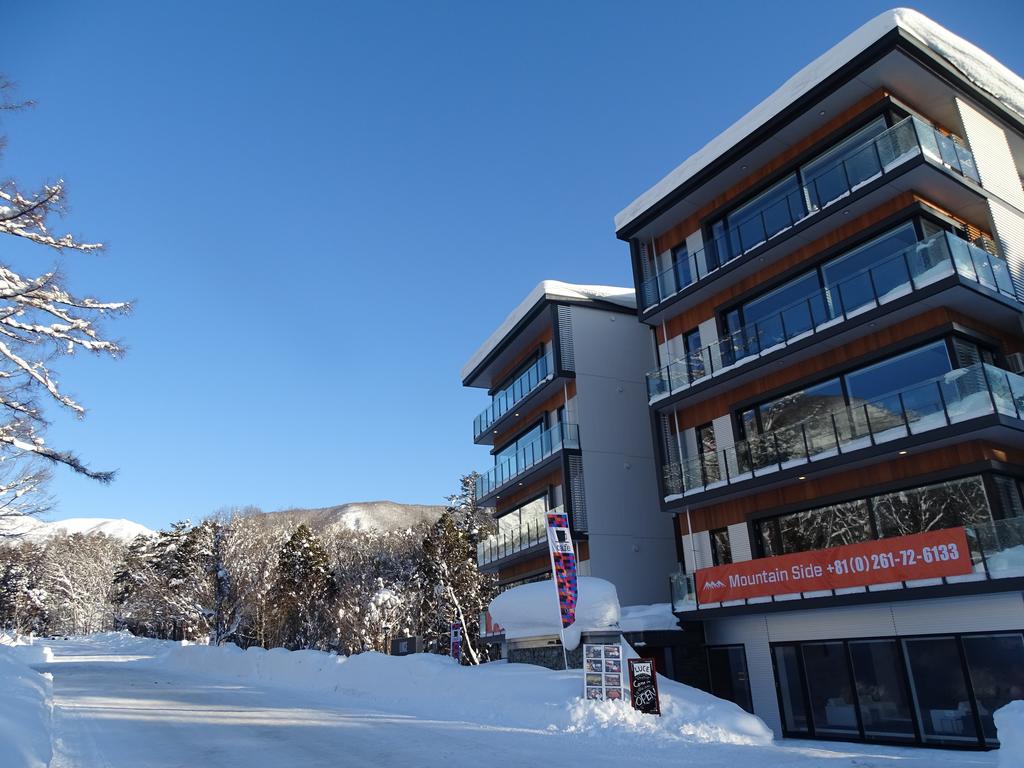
xmin=647 ymin=232 xmax=1017 ymax=400
xmin=663 ymin=363 xmax=1024 ymax=498
xmin=476 ymin=512 xmax=554 ymax=566
xmin=670 ymin=571 xmax=697 ymax=612
xmin=475 ymin=422 xmax=580 ymax=501
xmin=968 ymin=516 xmax=1024 ymax=579
xmin=640 ymin=116 xmax=982 ymax=311
xmin=669 ymin=517 xmax=1024 ymax=612
xmin=473 ymin=354 xmax=554 ymax=440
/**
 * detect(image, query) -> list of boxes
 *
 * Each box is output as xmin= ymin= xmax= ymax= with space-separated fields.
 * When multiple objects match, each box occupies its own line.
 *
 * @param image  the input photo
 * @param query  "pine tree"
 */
xmin=269 ymin=524 xmax=336 ymax=650
xmin=417 ymin=502 xmax=496 ymax=665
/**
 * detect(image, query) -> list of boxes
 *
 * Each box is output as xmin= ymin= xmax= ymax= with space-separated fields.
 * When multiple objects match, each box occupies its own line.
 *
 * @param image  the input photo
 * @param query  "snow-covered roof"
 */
xmin=461 ymin=280 xmax=635 ymax=383
xmin=615 ymin=8 xmax=1024 ymax=234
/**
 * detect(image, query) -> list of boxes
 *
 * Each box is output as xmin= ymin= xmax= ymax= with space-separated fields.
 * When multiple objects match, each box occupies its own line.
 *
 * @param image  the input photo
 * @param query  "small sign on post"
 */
xmin=627 ymin=658 xmax=661 ymax=716
xmin=449 ymin=622 xmax=462 ymax=662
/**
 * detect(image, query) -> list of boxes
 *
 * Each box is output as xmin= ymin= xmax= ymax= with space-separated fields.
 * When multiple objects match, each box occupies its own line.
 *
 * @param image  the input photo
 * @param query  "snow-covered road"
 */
xmin=37 ymin=637 xmax=999 ymax=768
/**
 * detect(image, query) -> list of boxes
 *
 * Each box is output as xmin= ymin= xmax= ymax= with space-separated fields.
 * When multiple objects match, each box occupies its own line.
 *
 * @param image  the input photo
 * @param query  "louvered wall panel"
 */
xmin=955 ymin=97 xmax=1024 ymax=208
xmin=568 ymin=454 xmax=587 ymax=532
xmin=989 ymin=199 xmax=1024 ymax=300
xmin=557 ymin=305 xmax=575 ymax=372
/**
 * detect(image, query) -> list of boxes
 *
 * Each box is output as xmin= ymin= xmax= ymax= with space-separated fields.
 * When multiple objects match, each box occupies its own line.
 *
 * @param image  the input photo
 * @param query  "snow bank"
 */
xmin=489 ymin=576 xmax=620 ymax=649
xmin=615 ymin=7 xmax=1024 ymax=232
xmin=158 ymin=639 xmax=772 ymax=747
xmin=995 ymin=700 xmax=1024 ymax=767
xmin=0 ymin=643 xmax=53 ymax=768
xmin=0 ymin=633 xmax=54 ymax=664
xmin=619 ymin=603 xmax=679 ymax=633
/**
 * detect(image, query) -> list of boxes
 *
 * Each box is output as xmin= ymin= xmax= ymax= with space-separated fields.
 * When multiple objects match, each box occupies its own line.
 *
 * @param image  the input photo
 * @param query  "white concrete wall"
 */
xmin=569 ymin=304 xmax=677 ymax=605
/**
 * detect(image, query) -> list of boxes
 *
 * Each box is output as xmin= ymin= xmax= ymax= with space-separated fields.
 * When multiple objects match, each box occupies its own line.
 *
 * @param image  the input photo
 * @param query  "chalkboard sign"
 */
xmin=627 ymin=657 xmax=661 ymax=716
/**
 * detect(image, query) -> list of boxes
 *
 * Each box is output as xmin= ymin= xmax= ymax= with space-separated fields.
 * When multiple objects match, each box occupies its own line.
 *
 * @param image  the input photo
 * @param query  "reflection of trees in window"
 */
xmin=772 ymin=500 xmax=872 ymax=555
xmin=873 ymin=477 xmax=989 ymax=538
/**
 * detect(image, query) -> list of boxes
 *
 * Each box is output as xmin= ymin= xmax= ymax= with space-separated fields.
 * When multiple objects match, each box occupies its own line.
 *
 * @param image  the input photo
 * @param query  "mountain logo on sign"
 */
xmin=702 ymin=579 xmax=725 ymax=590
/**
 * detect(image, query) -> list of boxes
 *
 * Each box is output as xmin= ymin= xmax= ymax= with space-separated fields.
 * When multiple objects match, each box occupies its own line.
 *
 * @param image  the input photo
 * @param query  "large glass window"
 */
xmin=741 ymin=271 xmax=825 ymax=350
xmin=494 ymin=422 xmax=543 ymax=466
xmin=802 ymin=642 xmax=859 ymax=737
xmin=755 ymin=474 xmax=1020 ymax=558
xmin=717 ymin=174 xmax=804 ymax=261
xmin=707 ymin=646 xmax=753 ymax=713
xmin=773 ymin=633 xmax=1024 ymax=747
xmin=496 ymin=496 xmax=548 ymax=538
xmin=802 ymin=116 xmax=889 ymax=210
xmin=849 ymin=640 xmax=915 ymax=741
xmin=822 ymin=222 xmax=920 ymax=316
xmin=710 ymin=528 xmax=732 ymax=565
xmin=844 ymin=340 xmax=952 ymax=404
xmin=773 ymin=645 xmax=810 ymax=734
xmin=962 ymin=634 xmax=1024 ymax=744
xmin=872 ymin=476 xmax=991 ymax=539
xmin=765 ymin=500 xmax=873 ymax=557
xmin=903 ymin=637 xmax=978 ymax=745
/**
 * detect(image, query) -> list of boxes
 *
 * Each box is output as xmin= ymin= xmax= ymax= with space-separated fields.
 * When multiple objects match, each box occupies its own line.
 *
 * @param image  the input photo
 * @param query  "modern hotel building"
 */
xmin=614 ymin=9 xmax=1024 ymax=749
xmin=462 ymin=281 xmax=676 ymax=608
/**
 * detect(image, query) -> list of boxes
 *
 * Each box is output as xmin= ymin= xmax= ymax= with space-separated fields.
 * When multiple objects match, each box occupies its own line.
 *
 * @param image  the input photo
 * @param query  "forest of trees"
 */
xmin=0 ymin=475 xmax=497 ymax=663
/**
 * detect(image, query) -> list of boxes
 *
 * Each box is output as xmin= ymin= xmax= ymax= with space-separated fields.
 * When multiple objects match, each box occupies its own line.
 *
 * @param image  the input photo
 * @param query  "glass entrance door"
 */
xmin=707 ymin=645 xmax=754 ymax=713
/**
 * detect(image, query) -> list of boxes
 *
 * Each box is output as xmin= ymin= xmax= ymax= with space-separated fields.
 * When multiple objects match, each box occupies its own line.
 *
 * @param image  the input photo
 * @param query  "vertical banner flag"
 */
xmin=627 ymin=658 xmax=662 ymax=716
xmin=546 ymin=510 xmax=578 ymax=628
xmin=449 ymin=622 xmax=462 ymax=661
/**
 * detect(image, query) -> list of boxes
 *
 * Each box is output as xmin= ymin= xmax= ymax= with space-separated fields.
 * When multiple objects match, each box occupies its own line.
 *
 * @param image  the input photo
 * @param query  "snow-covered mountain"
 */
xmin=266 ymin=500 xmax=446 ymax=534
xmin=0 ymin=516 xmax=155 ymax=542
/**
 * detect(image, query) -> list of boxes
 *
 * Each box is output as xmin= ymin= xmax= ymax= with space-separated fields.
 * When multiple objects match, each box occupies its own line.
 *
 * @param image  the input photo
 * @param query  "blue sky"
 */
xmin=3 ymin=1 xmax=1022 ymax=530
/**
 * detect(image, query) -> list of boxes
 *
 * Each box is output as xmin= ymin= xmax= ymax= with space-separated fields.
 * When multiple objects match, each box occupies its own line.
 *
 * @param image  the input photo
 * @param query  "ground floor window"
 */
xmin=771 ymin=631 xmax=1024 ymax=748
xmin=707 ymin=645 xmax=753 ymax=713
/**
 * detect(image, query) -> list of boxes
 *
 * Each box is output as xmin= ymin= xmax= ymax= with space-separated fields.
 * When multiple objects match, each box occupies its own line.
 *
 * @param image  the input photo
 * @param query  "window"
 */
xmin=872 ymin=476 xmax=991 ymax=539
xmin=711 ymin=174 xmax=803 ymax=264
xmin=844 ymin=340 xmax=952 ymax=404
xmin=494 ymin=422 xmax=543 ymax=466
xmin=903 ymin=637 xmax=979 ymax=745
xmin=772 ymin=633 xmax=1024 ymax=747
xmin=821 ymin=222 xmax=919 ymax=316
xmin=801 ymin=116 xmax=889 ymax=210
xmin=684 ymin=328 xmax=704 ymax=381
xmin=710 ymin=528 xmax=732 ymax=565
xmin=849 ymin=640 xmax=915 ymax=741
xmin=961 ymin=633 xmax=1024 ymax=745
xmin=696 ymin=423 xmax=719 ymax=485
xmin=707 ymin=646 xmax=753 ymax=713
xmin=672 ymin=243 xmax=693 ymax=289
xmin=496 ymin=495 xmax=548 ymax=539
xmin=802 ymin=642 xmax=859 ymax=737
xmin=755 ymin=474 xmax=1019 ymax=558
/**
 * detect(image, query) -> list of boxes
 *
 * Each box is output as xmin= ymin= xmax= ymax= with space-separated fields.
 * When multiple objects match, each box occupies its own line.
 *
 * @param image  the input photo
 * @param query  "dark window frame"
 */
xmin=769 ymin=630 xmax=1024 ymax=749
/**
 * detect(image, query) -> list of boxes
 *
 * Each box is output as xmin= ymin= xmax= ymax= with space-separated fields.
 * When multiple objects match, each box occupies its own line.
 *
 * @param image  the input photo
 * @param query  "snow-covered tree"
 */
xmin=39 ymin=532 xmax=125 ymax=634
xmin=417 ymin=481 xmax=496 ymax=665
xmin=0 ymin=76 xmax=129 ymax=524
xmin=269 ymin=524 xmax=336 ymax=650
xmin=0 ymin=538 xmax=46 ymax=633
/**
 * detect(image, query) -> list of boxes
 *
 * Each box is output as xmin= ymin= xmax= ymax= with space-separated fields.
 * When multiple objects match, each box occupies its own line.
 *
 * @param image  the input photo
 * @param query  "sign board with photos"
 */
xmin=627 ymin=657 xmax=661 ymax=716
xmin=583 ymin=644 xmax=624 ymax=701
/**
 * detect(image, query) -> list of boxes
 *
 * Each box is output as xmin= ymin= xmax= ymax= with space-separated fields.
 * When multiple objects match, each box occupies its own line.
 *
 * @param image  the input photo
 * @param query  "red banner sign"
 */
xmin=696 ymin=527 xmax=973 ymax=603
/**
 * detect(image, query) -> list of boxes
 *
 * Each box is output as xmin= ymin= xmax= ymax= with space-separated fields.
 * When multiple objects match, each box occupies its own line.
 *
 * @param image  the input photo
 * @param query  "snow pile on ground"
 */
xmin=489 ymin=576 xmax=620 ymax=649
xmin=995 ymin=700 xmax=1024 ymax=768
xmin=0 ymin=640 xmax=53 ymax=768
xmin=619 ymin=603 xmax=679 ymax=632
xmin=0 ymin=633 xmax=55 ymax=664
xmin=158 ymin=639 xmax=772 ymax=747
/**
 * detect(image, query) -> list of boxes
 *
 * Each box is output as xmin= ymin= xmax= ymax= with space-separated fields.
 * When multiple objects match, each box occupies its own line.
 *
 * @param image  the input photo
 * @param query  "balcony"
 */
xmin=663 ymin=363 xmax=1024 ymax=499
xmin=475 ymin=422 xmax=580 ymax=502
xmin=640 ymin=116 xmax=981 ymax=312
xmin=647 ymin=232 xmax=1018 ymax=401
xmin=473 ymin=354 xmax=555 ymax=441
xmin=670 ymin=516 xmax=1024 ymax=613
xmin=476 ymin=511 xmax=555 ymax=567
